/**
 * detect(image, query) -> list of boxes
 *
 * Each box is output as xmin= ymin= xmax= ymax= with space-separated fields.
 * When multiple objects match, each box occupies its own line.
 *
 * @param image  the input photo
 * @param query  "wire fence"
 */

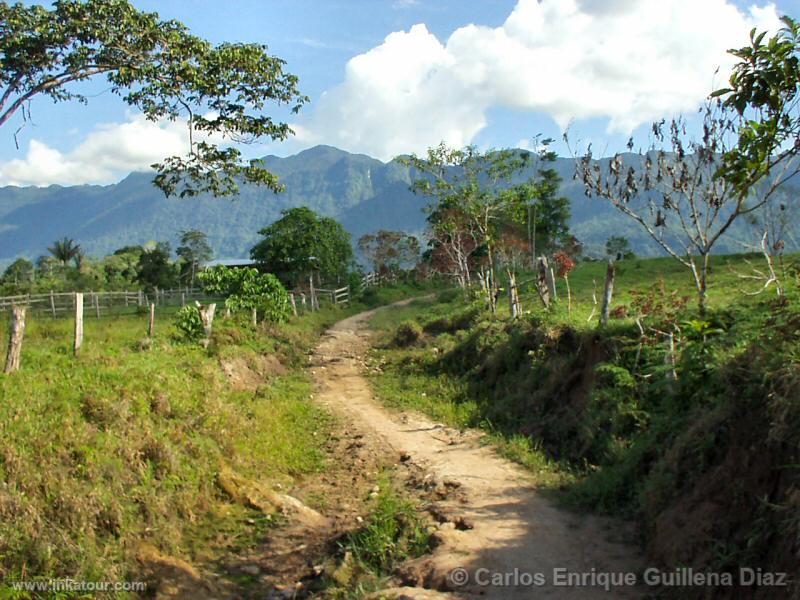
xmin=0 ymin=288 xmax=223 ymax=318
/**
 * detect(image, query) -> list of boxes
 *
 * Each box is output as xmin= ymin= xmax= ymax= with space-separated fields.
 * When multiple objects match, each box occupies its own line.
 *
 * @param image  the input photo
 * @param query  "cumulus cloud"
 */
xmin=0 ymin=114 xmax=201 ymax=186
xmin=298 ymin=0 xmax=781 ymax=160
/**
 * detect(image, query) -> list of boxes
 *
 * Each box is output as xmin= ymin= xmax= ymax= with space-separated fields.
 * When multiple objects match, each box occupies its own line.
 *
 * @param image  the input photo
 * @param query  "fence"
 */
xmin=285 ymin=272 xmax=387 ymax=314
xmin=0 ymin=288 xmax=221 ymax=318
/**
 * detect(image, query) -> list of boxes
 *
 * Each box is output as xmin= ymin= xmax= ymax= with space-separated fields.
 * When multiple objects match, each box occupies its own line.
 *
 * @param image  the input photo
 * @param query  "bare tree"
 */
xmin=570 ymin=101 xmax=796 ymax=314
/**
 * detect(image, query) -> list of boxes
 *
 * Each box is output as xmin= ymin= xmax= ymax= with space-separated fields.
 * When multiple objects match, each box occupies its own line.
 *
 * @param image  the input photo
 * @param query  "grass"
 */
xmin=501 ymin=252 xmax=798 ymax=325
xmin=0 ymin=311 xmax=331 ymax=589
xmin=0 ymin=280 xmax=438 ymax=595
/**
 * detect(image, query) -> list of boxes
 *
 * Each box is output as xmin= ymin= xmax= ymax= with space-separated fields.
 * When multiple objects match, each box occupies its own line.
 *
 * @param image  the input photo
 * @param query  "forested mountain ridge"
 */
xmin=0 ymin=145 xmax=768 ymax=267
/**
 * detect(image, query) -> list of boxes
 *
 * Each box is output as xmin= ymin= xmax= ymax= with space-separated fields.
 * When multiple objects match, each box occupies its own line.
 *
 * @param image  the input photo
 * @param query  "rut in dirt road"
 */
xmin=311 ymin=301 xmax=646 ymax=599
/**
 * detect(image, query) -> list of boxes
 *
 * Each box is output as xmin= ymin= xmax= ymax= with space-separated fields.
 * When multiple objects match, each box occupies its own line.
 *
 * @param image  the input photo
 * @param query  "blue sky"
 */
xmin=1 ymin=0 xmax=798 ymax=186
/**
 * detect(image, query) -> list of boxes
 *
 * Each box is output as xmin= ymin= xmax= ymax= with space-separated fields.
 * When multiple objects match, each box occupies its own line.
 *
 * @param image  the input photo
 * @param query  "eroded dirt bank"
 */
xmin=310 ymin=301 xmax=645 ymax=599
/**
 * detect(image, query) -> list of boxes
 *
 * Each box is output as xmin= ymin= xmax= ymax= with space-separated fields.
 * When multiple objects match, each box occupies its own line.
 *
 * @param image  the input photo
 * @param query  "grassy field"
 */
xmin=0 ymin=281 xmax=435 ymax=595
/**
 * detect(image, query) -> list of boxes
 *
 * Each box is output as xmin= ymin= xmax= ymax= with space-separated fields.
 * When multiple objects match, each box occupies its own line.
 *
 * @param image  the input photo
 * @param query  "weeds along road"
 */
xmin=310 ymin=299 xmax=645 ymax=599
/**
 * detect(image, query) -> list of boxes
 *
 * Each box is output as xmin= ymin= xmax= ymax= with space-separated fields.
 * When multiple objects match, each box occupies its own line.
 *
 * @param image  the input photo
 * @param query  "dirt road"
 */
xmin=311 ymin=300 xmax=645 ymax=599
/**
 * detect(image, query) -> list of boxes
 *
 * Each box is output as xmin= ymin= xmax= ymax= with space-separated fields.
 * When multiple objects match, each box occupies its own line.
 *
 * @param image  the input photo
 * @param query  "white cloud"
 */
xmin=298 ymin=0 xmax=781 ymax=160
xmin=392 ymin=0 xmax=420 ymax=9
xmin=0 ymin=114 xmax=206 ymax=186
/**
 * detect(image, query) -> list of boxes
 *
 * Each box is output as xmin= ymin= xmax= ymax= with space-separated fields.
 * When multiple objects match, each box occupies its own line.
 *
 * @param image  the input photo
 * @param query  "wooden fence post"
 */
xmin=251 ymin=307 xmax=258 ymax=327
xmin=508 ymin=273 xmax=520 ymax=319
xmin=199 ymin=303 xmax=217 ymax=348
xmin=138 ymin=290 xmax=144 ymax=307
xmin=181 ymin=292 xmax=186 ymax=307
xmin=599 ymin=259 xmax=616 ymax=327
xmin=309 ymin=274 xmax=318 ymax=311
xmin=289 ymin=293 xmax=297 ymax=317
xmin=148 ymin=303 xmax=155 ymax=338
xmin=49 ymin=290 xmax=56 ymax=318
xmin=548 ymin=267 xmax=558 ymax=301
xmin=74 ymin=293 xmax=84 ymax=355
xmin=535 ymin=257 xmax=551 ymax=308
xmin=4 ymin=305 xmax=26 ymax=373
xmin=93 ymin=292 xmax=100 ymax=318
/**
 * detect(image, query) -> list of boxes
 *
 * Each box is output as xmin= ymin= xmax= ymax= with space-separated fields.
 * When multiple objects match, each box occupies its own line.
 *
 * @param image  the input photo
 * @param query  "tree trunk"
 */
xmin=4 ymin=305 xmax=26 ymax=373
xmin=698 ymin=254 xmax=709 ymax=316
xmin=599 ymin=260 xmax=615 ymax=327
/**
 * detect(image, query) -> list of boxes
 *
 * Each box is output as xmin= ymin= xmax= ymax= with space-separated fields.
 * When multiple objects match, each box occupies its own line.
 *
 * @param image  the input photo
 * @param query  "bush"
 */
xmin=174 ymin=305 xmax=204 ymax=342
xmin=393 ymin=320 xmax=422 ymax=347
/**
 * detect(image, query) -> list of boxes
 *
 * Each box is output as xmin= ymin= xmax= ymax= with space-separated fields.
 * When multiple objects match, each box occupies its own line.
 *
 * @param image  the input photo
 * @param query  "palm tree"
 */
xmin=47 ymin=237 xmax=82 ymax=266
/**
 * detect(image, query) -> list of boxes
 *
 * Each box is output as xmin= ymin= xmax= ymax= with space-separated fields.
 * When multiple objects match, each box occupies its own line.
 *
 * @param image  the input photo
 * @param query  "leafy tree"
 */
xmin=712 ymin=17 xmax=800 ymax=197
xmin=35 ymin=255 xmax=60 ymax=277
xmin=403 ymin=141 xmax=562 ymax=310
xmin=137 ymin=241 xmax=177 ymax=290
xmin=0 ymin=0 xmax=307 ymax=197
xmin=250 ymin=207 xmax=353 ymax=285
xmin=424 ymin=206 xmax=479 ymax=289
xmin=2 ymin=258 xmax=33 ymax=285
xmin=357 ymin=230 xmax=420 ymax=275
xmin=176 ymin=230 xmax=213 ymax=287
xmin=101 ymin=249 xmax=141 ymax=287
xmin=605 ymin=235 xmax=634 ymax=260
xmin=47 ymin=237 xmax=81 ymax=266
xmin=199 ymin=265 xmax=290 ymax=323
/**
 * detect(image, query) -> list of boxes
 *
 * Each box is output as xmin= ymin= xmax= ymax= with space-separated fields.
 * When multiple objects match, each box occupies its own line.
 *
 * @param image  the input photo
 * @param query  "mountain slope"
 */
xmin=0 ymin=145 xmax=778 ymax=267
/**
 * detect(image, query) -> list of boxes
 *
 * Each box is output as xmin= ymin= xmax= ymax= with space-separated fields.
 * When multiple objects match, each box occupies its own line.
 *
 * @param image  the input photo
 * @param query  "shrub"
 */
xmin=393 ymin=320 xmax=422 ymax=347
xmin=174 ymin=305 xmax=204 ymax=342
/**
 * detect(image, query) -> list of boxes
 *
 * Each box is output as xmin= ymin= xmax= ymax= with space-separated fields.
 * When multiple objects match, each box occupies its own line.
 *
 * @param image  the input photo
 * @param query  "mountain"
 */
xmin=0 ymin=145 xmax=773 ymax=269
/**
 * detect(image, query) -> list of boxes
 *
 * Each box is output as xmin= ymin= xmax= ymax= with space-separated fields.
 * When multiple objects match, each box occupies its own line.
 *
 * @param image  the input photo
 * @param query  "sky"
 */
xmin=0 ymin=0 xmax=798 ymax=187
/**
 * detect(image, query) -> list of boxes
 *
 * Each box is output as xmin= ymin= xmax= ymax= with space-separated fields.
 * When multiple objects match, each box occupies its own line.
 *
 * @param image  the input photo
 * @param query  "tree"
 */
xmin=712 ymin=17 xmax=800 ymax=197
xmin=402 ymin=142 xmax=555 ymax=311
xmin=0 ymin=0 xmax=307 ymax=197
xmin=512 ymin=168 xmax=572 ymax=258
xmin=2 ymin=258 xmax=34 ymax=286
xmin=176 ymin=230 xmax=213 ymax=287
xmin=102 ymin=247 xmax=141 ymax=287
xmin=47 ymin=237 xmax=81 ymax=266
xmin=199 ymin=265 xmax=290 ymax=323
xmin=250 ymin=207 xmax=353 ymax=285
xmin=137 ymin=241 xmax=177 ymax=290
xmin=571 ymin=102 xmax=783 ymax=314
xmin=357 ymin=230 xmax=420 ymax=275
xmin=423 ymin=204 xmax=479 ymax=288
xmin=605 ymin=235 xmax=634 ymax=260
